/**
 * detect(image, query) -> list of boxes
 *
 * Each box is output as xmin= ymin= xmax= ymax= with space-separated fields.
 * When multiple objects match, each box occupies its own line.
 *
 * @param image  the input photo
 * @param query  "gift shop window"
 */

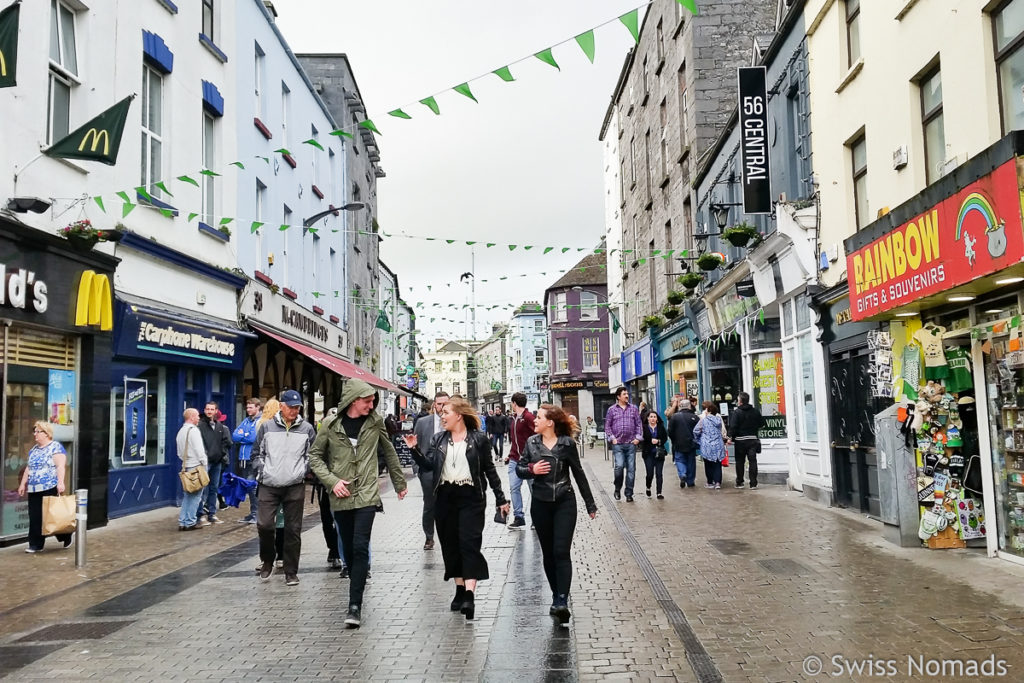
xmin=108 ymin=367 xmax=165 ymax=469
xmin=985 ymin=329 xmax=1024 ymax=559
xmin=781 ymin=294 xmax=817 ymax=442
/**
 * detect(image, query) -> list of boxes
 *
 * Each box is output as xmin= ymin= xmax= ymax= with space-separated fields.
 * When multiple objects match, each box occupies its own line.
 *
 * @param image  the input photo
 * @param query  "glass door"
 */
xmin=985 ymin=335 xmax=1024 ymax=558
xmin=3 ymin=383 xmax=48 ymax=537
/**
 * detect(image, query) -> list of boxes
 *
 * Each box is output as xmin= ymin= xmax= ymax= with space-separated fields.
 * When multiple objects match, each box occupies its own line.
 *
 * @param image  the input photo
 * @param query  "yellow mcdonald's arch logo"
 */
xmin=78 ymin=128 xmax=110 ymax=155
xmin=75 ymin=271 xmax=113 ymax=331
xmin=0 ymin=48 xmax=6 ymax=77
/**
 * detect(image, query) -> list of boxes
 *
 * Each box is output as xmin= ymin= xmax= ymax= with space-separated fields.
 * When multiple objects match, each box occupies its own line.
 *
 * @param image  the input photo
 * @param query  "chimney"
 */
xmin=263 ymin=1 xmax=278 ymax=19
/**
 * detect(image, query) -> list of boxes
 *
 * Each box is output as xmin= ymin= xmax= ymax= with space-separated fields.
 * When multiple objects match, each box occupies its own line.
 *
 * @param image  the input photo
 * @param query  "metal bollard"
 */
xmin=75 ymin=488 xmax=88 ymax=568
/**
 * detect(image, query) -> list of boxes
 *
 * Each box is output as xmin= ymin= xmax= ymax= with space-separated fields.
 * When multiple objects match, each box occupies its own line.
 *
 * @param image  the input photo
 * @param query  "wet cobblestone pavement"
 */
xmin=3 ymin=449 xmax=1024 ymax=681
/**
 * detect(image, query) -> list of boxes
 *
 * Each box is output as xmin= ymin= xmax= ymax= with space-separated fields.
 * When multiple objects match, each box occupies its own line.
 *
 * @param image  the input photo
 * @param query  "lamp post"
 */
xmin=301 ymin=202 xmax=364 ymax=228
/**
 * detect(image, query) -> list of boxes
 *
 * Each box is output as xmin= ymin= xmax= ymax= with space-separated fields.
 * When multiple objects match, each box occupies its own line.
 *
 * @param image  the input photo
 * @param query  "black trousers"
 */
xmin=734 ymin=441 xmax=759 ymax=486
xmin=703 ymin=459 xmax=723 ymax=485
xmin=419 ymin=470 xmax=435 ymax=541
xmin=316 ymin=486 xmax=340 ymax=561
xmin=334 ymin=506 xmax=376 ymax=607
xmin=531 ymin=495 xmax=578 ymax=598
xmin=642 ymin=453 xmax=665 ymax=494
xmin=435 ymin=484 xmax=489 ymax=581
xmin=27 ymin=487 xmax=71 ymax=550
xmin=257 ymin=483 xmax=305 ymax=574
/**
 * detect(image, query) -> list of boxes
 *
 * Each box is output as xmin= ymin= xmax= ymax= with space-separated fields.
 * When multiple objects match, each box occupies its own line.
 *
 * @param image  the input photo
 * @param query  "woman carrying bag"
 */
xmin=404 ymin=396 xmax=509 ymax=620
xmin=693 ymin=402 xmax=726 ymax=489
xmin=640 ymin=411 xmax=668 ymax=499
xmin=17 ymin=421 xmax=72 ymax=552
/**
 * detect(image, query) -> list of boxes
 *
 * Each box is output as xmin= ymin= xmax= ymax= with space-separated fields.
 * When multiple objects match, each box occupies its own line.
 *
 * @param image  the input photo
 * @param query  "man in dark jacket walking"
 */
xmin=488 ymin=407 xmax=507 ymax=460
xmin=727 ymin=392 xmax=764 ymax=489
xmin=667 ymin=399 xmax=700 ymax=488
xmin=198 ymin=400 xmax=233 ymax=525
xmin=506 ymin=393 xmax=535 ymax=528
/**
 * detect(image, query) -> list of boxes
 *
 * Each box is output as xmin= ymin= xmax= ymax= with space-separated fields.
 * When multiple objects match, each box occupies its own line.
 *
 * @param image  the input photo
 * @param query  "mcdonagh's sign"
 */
xmin=847 ymin=158 xmax=1024 ymax=320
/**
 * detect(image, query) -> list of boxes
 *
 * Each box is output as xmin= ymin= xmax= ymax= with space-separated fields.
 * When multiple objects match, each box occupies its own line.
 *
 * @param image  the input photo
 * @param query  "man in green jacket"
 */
xmin=309 ymin=379 xmax=407 ymax=629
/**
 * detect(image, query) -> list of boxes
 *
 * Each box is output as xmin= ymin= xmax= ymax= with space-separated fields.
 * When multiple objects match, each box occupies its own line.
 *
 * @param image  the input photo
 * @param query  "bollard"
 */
xmin=75 ymin=488 xmax=88 ymax=568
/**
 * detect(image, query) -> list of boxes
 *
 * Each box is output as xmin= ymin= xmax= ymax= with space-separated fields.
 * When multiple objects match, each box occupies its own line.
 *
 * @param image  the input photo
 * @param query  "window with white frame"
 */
xmin=202 ymin=112 xmax=216 ymax=223
xmin=141 ymin=65 xmax=164 ymax=197
xmin=995 ymin=0 xmax=1024 ymax=134
xmin=254 ymin=43 xmax=266 ymax=118
xmin=582 ymin=337 xmax=600 ymax=372
xmin=534 ymin=319 xmax=544 ymax=333
xmin=452 ymin=359 xmax=460 ymax=372
xmin=435 ymin=382 xmax=443 ymax=395
xmin=846 ymin=0 xmax=861 ymax=65
xmin=919 ymin=67 xmax=945 ymax=184
xmin=535 ymin=349 xmax=545 ymax=365
xmin=553 ymin=292 xmax=568 ymax=322
xmin=282 ymin=204 xmax=292 ymax=286
xmin=780 ymin=293 xmax=817 ymax=442
xmin=453 ymin=382 xmax=461 ymax=396
xmin=255 ymin=179 xmax=266 ymax=266
xmin=850 ymin=134 xmax=868 ymax=230
xmin=202 ymin=0 xmax=215 ymax=42
xmin=579 ymin=291 xmax=599 ymax=320
xmin=280 ymin=83 xmax=290 ymax=148
xmin=555 ymin=338 xmax=569 ymax=373
xmin=435 ymin=361 xmax=442 ymax=373
xmin=48 ymin=0 xmax=79 ymax=144
xmin=311 ymin=124 xmax=320 ymax=187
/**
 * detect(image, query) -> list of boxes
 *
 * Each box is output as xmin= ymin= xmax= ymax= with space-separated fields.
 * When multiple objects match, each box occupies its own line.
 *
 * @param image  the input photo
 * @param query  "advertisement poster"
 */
xmin=121 ymin=378 xmax=148 ymax=465
xmin=47 ymin=370 xmax=76 ymax=426
xmin=847 ymin=158 xmax=1024 ymax=320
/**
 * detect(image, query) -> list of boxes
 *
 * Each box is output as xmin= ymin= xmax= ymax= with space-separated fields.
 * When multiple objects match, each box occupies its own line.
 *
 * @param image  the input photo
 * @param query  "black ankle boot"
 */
xmin=451 ymin=584 xmax=466 ymax=611
xmin=553 ymin=594 xmax=571 ymax=624
xmin=461 ymin=590 xmax=475 ymax=620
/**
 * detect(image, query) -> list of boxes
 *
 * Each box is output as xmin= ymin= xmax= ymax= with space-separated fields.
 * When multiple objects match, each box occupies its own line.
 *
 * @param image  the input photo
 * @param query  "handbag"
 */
xmin=179 ymin=465 xmax=210 ymax=493
xmin=493 ymin=507 xmax=508 ymax=525
xmin=655 ymin=445 xmax=668 ymax=460
xmin=42 ymin=495 xmax=77 ymax=536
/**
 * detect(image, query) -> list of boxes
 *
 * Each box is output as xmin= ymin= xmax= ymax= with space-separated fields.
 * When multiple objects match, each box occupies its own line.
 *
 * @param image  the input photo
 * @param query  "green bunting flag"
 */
xmin=187 ymin=212 xmax=198 ymax=222
xmin=358 ymin=119 xmax=381 ymax=135
xmin=219 ymin=217 xmax=232 ymax=226
xmin=676 ymin=0 xmax=699 ymax=15
xmin=93 ymin=196 xmax=105 ymax=213
xmin=387 ymin=109 xmax=412 ymax=119
xmin=419 ymin=96 xmax=441 ymax=115
xmin=330 ymin=129 xmax=354 ymax=139
xmin=250 ymin=222 xmax=263 ymax=234
xmin=199 ymin=169 xmax=220 ymax=177
xmin=178 ymin=175 xmax=199 ymax=187
xmin=134 ymin=186 xmax=152 ymax=202
xmin=575 ymin=30 xmax=596 ymax=63
xmin=493 ymin=66 xmax=515 ymax=82
xmin=0 ymin=1 xmax=21 ymax=88
xmin=116 ymin=191 xmax=131 ymax=204
xmin=534 ymin=48 xmax=560 ymax=70
xmin=302 ymin=138 xmax=325 ymax=150
xmin=453 ymin=82 xmax=478 ymax=102
xmin=543 ymin=247 xmax=554 ymax=254
xmin=44 ymin=95 xmax=135 ymax=165
xmin=229 ymin=161 xmax=245 ymax=170
xmin=619 ymin=9 xmax=640 ymax=43
xmin=122 ymin=203 xmax=135 ymax=218
xmin=155 ymin=181 xmax=172 ymax=196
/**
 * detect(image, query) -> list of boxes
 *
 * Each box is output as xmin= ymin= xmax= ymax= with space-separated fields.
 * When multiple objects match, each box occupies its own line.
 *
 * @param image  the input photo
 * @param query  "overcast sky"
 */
xmin=276 ymin=0 xmax=641 ymax=347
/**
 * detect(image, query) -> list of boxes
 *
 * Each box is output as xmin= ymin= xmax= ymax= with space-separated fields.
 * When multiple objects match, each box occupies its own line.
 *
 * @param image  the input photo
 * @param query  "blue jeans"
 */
xmin=490 ymin=434 xmax=505 ymax=458
xmin=199 ymin=461 xmax=224 ymax=519
xmin=179 ymin=486 xmax=203 ymax=527
xmin=674 ymin=450 xmax=696 ymax=486
xmin=508 ymin=460 xmax=527 ymax=520
xmin=612 ymin=443 xmax=637 ymax=497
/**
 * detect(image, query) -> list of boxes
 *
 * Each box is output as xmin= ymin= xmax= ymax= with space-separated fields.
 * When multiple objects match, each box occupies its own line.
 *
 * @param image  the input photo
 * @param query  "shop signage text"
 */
xmin=549 ymin=379 xmax=610 ymax=392
xmin=758 ymin=415 xmax=787 ymax=439
xmin=0 ymin=264 xmax=47 ymax=313
xmin=243 ymin=283 xmax=347 ymax=354
xmin=137 ymin=322 xmax=236 ymax=357
xmin=737 ymin=66 xmax=772 ymax=214
xmin=847 ymin=158 xmax=1024 ymax=320
xmin=281 ymin=305 xmax=328 ymax=343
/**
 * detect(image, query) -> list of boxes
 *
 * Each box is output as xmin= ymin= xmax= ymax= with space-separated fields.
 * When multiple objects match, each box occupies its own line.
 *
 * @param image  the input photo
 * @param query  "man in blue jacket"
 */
xmin=233 ymin=397 xmax=262 ymax=523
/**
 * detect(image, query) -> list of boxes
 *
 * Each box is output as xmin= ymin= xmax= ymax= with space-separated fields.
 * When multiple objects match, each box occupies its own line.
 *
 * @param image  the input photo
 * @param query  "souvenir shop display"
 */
xmin=987 ymin=333 xmax=1024 ymax=556
xmin=867 ymin=330 xmax=894 ymax=398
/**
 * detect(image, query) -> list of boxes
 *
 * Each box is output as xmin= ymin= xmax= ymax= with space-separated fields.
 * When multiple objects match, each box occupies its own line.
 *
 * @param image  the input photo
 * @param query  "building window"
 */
xmin=659 ymin=100 xmax=669 ymax=179
xmin=534 ymin=319 xmax=544 ymax=333
xmin=48 ymin=0 xmax=78 ymax=143
xmin=629 ymin=137 xmax=637 ymax=186
xmin=202 ymin=112 xmax=216 ymax=223
xmin=435 ymin=382 xmax=443 ymax=395
xmin=255 ymin=179 xmax=266 ymax=266
xmin=280 ymin=83 xmax=291 ymax=148
xmin=846 ymin=0 xmax=861 ymax=65
xmin=141 ymin=65 xmax=164 ymax=198
xmin=850 ymin=134 xmax=868 ymax=229
xmin=553 ymin=292 xmax=568 ymax=322
xmin=254 ymin=43 xmax=266 ymax=118
xmin=282 ymin=204 xmax=292 ymax=286
xmin=642 ymin=57 xmax=650 ymax=100
xmin=995 ymin=0 xmax=1024 ymax=134
xmin=583 ymin=337 xmax=600 ymax=372
xmin=678 ymin=65 xmax=689 ymax=150
xmin=645 ymin=130 xmax=653 ymax=195
xmin=579 ymin=291 xmax=599 ymax=321
xmin=311 ymin=124 xmax=320 ymax=187
xmin=453 ymin=382 xmax=461 ymax=396
xmin=452 ymin=359 xmax=460 ymax=372
xmin=555 ymin=338 xmax=569 ymax=373
xmin=535 ymin=349 xmax=545 ymax=364
xmin=656 ymin=20 xmax=665 ymax=63
xmin=202 ymin=0 xmax=215 ymax=42
xmin=919 ymin=67 xmax=945 ymax=184
xmin=434 ymin=361 xmax=442 ymax=373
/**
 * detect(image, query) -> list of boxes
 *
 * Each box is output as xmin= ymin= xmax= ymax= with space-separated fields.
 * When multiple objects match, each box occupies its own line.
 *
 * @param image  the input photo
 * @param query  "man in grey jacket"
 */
xmin=176 ymin=408 xmax=207 ymax=531
xmin=412 ymin=391 xmax=449 ymax=550
xmin=252 ymin=389 xmax=316 ymax=586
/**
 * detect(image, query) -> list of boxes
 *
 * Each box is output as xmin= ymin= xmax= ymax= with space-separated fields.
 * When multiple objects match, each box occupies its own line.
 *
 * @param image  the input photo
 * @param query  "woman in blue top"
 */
xmin=17 ymin=421 xmax=72 ymax=552
xmin=693 ymin=401 xmax=726 ymax=489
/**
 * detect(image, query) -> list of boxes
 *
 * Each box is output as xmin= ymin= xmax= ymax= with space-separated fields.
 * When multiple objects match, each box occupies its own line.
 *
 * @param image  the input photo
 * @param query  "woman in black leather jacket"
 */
xmin=517 ymin=404 xmax=597 ymax=623
xmin=405 ymin=397 xmax=509 ymax=620
xmin=641 ymin=411 xmax=668 ymax=499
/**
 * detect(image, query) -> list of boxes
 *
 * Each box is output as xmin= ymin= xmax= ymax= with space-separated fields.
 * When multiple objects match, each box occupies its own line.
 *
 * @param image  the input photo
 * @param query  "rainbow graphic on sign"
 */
xmin=955 ymin=192 xmax=999 ymax=240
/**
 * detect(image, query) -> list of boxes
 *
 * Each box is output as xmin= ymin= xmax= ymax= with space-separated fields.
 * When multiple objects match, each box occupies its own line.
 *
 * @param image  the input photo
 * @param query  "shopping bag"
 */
xmin=42 ymin=495 xmax=77 ymax=536
xmin=179 ymin=465 xmax=210 ymax=493
xmin=722 ymin=453 xmax=730 ymax=467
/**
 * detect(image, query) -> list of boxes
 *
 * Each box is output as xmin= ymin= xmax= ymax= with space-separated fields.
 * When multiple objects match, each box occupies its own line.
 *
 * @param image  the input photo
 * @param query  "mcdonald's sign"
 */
xmin=78 ymin=128 xmax=110 ymax=155
xmin=75 ymin=270 xmax=113 ymax=331
xmin=0 ymin=2 xmax=19 ymax=89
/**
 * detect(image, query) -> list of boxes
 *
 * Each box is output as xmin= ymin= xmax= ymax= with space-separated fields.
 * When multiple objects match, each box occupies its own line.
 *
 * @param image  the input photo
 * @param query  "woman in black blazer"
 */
xmin=641 ymin=410 xmax=668 ymax=499
xmin=405 ymin=396 xmax=509 ymax=620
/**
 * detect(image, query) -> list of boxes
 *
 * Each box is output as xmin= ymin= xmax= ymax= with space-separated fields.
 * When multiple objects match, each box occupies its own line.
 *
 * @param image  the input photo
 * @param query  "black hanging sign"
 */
xmin=737 ymin=67 xmax=772 ymax=214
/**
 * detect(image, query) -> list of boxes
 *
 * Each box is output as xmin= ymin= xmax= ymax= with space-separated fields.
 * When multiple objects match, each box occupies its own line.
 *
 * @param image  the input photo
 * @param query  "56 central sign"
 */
xmin=737 ymin=67 xmax=772 ymax=214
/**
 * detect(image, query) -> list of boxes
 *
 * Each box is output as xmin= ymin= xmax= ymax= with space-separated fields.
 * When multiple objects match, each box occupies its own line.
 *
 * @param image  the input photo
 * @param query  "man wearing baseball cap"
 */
xmin=252 ymin=389 xmax=317 ymax=587
xmin=309 ymin=379 xmax=408 ymax=629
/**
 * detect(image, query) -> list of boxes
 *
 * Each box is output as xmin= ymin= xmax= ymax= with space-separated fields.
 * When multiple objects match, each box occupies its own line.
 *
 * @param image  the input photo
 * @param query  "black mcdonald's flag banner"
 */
xmin=0 ymin=1 xmax=20 ymax=88
xmin=44 ymin=95 xmax=135 ymax=165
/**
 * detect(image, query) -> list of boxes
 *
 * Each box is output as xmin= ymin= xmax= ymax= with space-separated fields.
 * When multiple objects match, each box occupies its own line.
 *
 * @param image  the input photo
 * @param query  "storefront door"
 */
xmin=830 ymin=346 xmax=885 ymax=516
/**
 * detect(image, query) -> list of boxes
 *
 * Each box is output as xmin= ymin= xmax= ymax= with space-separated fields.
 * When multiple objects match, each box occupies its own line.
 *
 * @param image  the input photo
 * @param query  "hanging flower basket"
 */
xmin=662 ymin=305 xmax=680 ymax=320
xmin=722 ymin=222 xmax=760 ymax=248
xmin=666 ymin=290 xmax=685 ymax=305
xmin=696 ymin=252 xmax=726 ymax=271
xmin=59 ymin=219 xmax=109 ymax=251
xmin=640 ymin=314 xmax=665 ymax=333
xmin=679 ymin=273 xmax=704 ymax=290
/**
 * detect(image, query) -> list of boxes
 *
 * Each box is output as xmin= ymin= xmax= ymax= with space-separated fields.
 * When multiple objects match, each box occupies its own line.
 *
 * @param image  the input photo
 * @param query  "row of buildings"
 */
xmin=0 ymin=1 xmax=419 ymax=539
xmin=601 ymin=0 xmax=1024 ymax=565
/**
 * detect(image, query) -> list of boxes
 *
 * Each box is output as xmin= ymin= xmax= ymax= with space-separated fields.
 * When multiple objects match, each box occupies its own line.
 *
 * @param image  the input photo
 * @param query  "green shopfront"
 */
xmin=655 ymin=316 xmax=698 ymax=409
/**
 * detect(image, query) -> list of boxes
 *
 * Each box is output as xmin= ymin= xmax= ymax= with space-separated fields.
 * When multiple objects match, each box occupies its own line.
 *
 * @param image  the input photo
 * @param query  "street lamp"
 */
xmin=302 ymin=202 xmax=364 ymax=228
xmin=707 ymin=201 xmax=744 ymax=231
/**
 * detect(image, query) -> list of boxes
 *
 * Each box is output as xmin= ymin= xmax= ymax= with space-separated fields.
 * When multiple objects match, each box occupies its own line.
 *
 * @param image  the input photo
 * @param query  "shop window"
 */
xmin=995 ymin=0 xmax=1024 ymax=134
xmin=749 ymin=318 xmax=782 ymax=349
xmin=979 ymin=295 xmax=1020 ymax=325
xmin=109 ymin=368 xmax=164 ymax=469
xmin=798 ymin=334 xmax=817 ymax=441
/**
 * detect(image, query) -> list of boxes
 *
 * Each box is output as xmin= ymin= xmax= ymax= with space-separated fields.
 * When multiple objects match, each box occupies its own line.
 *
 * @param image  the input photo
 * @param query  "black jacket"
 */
xmin=668 ymin=410 xmax=700 ymax=453
xmin=727 ymin=403 xmax=764 ymax=441
xmin=487 ymin=413 xmax=507 ymax=436
xmin=198 ymin=419 xmax=233 ymax=464
xmin=516 ymin=434 xmax=597 ymax=514
xmin=641 ymin=420 xmax=668 ymax=459
xmin=411 ymin=429 xmax=508 ymax=506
